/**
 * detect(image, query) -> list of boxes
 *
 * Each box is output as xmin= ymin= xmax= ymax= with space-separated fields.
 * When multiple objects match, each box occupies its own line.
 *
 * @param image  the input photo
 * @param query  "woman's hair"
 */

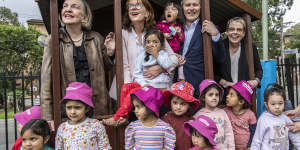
xmin=170 ymin=95 xmax=194 ymax=116
xmin=189 ymin=126 xmax=213 ymax=148
xmin=160 ymin=1 xmax=185 ymax=25
xmin=123 ymin=0 xmax=156 ymax=31
xmin=226 ymin=17 xmax=246 ymax=32
xmin=232 ymin=89 xmax=250 ymax=109
xmin=60 ymin=0 xmax=93 ymax=31
xmin=21 ymin=119 xmax=51 ymax=138
xmin=61 ymin=99 xmax=94 ymax=118
xmin=131 ymin=94 xmax=157 ymax=118
xmin=199 ymin=84 xmax=222 ymax=108
xmin=144 ymin=28 xmax=165 ymax=61
xmin=264 ymin=84 xmax=286 ymax=103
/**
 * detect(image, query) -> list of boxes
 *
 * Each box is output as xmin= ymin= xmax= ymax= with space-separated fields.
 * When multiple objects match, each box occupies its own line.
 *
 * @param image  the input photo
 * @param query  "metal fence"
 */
xmin=0 ymin=69 xmax=40 ymax=150
xmin=277 ymin=57 xmax=300 ymax=109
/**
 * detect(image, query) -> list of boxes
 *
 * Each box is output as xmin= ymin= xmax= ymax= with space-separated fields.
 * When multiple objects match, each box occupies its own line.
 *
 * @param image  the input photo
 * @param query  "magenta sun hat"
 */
xmin=184 ymin=115 xmax=218 ymax=146
xmin=228 ymin=80 xmax=254 ymax=104
xmin=61 ymin=82 xmax=94 ymax=108
xmin=132 ymin=86 xmax=163 ymax=117
xmin=199 ymin=79 xmax=224 ymax=98
xmin=14 ymin=106 xmax=41 ymax=126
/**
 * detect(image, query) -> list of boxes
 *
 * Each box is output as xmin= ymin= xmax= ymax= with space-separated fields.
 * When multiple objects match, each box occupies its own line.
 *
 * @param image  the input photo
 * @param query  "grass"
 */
xmin=0 ymin=111 xmax=15 ymax=119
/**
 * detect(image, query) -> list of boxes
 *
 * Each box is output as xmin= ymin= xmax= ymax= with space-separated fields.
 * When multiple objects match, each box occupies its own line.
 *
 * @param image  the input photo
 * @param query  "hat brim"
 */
xmin=184 ymin=121 xmax=216 ymax=146
xmin=227 ymin=86 xmax=252 ymax=104
xmin=163 ymin=90 xmax=200 ymax=110
xmin=61 ymin=94 xmax=94 ymax=108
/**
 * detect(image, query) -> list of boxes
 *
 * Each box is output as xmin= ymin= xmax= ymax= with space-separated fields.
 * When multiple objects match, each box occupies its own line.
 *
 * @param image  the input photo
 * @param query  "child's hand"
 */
xmin=102 ymin=117 xmax=118 ymax=126
xmin=146 ymin=47 xmax=159 ymax=58
xmin=117 ymin=117 xmax=129 ymax=126
xmin=163 ymin=33 xmax=172 ymax=40
xmin=175 ymin=27 xmax=183 ymax=39
xmin=104 ymin=32 xmax=116 ymax=56
xmin=47 ymin=120 xmax=55 ymax=132
xmin=175 ymin=54 xmax=185 ymax=66
xmin=246 ymin=147 xmax=251 ymax=150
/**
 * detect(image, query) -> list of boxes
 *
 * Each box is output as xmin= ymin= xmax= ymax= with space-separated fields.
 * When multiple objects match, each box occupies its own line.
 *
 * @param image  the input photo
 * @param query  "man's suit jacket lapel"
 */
xmin=185 ymin=20 xmax=202 ymax=57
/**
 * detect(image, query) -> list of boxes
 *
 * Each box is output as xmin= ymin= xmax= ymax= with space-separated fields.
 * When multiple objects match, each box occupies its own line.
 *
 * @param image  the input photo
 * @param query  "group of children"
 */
xmin=12 ymin=79 xmax=300 ymax=150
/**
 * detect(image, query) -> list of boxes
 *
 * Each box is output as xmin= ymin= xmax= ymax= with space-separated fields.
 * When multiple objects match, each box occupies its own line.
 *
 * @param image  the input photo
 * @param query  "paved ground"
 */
xmin=0 ymin=119 xmax=19 ymax=150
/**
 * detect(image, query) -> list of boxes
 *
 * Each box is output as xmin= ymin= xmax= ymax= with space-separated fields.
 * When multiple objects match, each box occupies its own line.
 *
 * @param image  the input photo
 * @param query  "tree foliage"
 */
xmin=246 ymin=0 xmax=294 ymax=59
xmin=0 ymin=24 xmax=43 ymax=75
xmin=285 ymin=23 xmax=300 ymax=50
xmin=0 ymin=6 xmax=20 ymax=26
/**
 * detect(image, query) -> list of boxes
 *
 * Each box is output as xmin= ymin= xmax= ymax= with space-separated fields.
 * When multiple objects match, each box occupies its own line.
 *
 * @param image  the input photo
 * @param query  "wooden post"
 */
xmin=201 ymin=0 xmax=214 ymax=79
xmin=50 ymin=0 xmax=61 ymax=130
xmin=114 ymin=0 xmax=124 ymax=149
xmin=243 ymin=14 xmax=257 ymax=114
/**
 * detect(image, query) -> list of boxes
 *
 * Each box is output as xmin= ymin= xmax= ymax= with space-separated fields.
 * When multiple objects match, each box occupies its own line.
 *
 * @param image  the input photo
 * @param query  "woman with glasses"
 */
xmin=214 ymin=17 xmax=263 ymax=89
xmin=103 ymin=0 xmax=179 ymax=126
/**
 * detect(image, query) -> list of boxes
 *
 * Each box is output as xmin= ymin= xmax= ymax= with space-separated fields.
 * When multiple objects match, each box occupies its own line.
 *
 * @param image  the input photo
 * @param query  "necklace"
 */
xmin=72 ymin=32 xmax=83 ymax=42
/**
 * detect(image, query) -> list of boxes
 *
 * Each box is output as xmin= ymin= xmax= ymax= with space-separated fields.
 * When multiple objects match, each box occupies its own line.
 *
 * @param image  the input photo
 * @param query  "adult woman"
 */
xmin=41 ymin=0 xmax=114 ymax=120
xmin=103 ymin=0 xmax=180 ymax=126
xmin=214 ymin=17 xmax=263 ymax=88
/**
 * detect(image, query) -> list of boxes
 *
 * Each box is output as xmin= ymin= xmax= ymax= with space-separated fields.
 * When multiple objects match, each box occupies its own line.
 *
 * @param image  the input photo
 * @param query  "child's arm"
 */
xmin=163 ymin=124 xmax=176 ymax=150
xmin=223 ymin=112 xmax=235 ymax=150
xmin=96 ymin=122 xmax=111 ymax=150
xmin=55 ymin=125 xmax=64 ymax=150
xmin=157 ymin=51 xmax=176 ymax=70
xmin=133 ymin=53 xmax=148 ymax=87
xmin=247 ymin=111 xmax=257 ymax=148
xmin=250 ymin=115 xmax=267 ymax=150
xmin=285 ymin=116 xmax=300 ymax=149
xmin=125 ymin=123 xmax=135 ymax=150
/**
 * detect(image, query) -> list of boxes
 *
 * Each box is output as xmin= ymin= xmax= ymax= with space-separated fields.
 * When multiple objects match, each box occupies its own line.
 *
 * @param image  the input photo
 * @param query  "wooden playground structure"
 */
xmin=36 ymin=0 xmax=262 ymax=149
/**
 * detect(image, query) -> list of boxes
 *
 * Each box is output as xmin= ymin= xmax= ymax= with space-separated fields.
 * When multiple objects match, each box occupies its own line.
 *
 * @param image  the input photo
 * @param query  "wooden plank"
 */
xmin=243 ymin=14 xmax=257 ymax=114
xmin=50 ymin=0 xmax=61 ymax=130
xmin=201 ymin=0 xmax=214 ymax=79
xmin=228 ymin=0 xmax=262 ymax=20
xmin=114 ymin=0 xmax=124 ymax=149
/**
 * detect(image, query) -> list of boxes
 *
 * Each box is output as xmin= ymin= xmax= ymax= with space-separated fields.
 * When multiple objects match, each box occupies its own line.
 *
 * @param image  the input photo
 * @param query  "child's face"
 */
xmin=265 ymin=94 xmax=284 ymax=116
xmin=171 ymin=96 xmax=189 ymax=116
xmin=204 ymin=88 xmax=220 ymax=110
xmin=133 ymin=98 xmax=149 ymax=121
xmin=192 ymin=131 xmax=209 ymax=149
xmin=145 ymin=34 xmax=162 ymax=54
xmin=65 ymin=100 xmax=88 ymax=124
xmin=226 ymin=88 xmax=240 ymax=107
xmin=22 ymin=129 xmax=48 ymax=150
xmin=164 ymin=3 xmax=179 ymax=24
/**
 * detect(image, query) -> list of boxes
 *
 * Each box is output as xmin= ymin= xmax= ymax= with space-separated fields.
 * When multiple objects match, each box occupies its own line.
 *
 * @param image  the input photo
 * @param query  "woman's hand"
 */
xmin=201 ymin=20 xmax=219 ymax=36
xmin=104 ymin=32 xmax=116 ymax=56
xmin=144 ymin=65 xmax=163 ymax=79
xmin=176 ymin=54 xmax=185 ymax=66
xmin=285 ymin=105 xmax=300 ymax=119
xmin=248 ymin=80 xmax=259 ymax=88
xmin=220 ymin=79 xmax=234 ymax=88
xmin=163 ymin=33 xmax=172 ymax=40
xmin=287 ymin=122 xmax=300 ymax=133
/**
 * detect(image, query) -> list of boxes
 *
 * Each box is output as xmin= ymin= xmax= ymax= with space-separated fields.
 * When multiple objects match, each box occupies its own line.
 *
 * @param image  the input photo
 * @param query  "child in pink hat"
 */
xmin=55 ymin=82 xmax=111 ymax=150
xmin=162 ymin=81 xmax=200 ymax=150
xmin=184 ymin=115 xmax=219 ymax=150
xmin=12 ymin=106 xmax=41 ymax=150
xmin=125 ymin=86 xmax=176 ymax=149
xmin=223 ymin=80 xmax=257 ymax=150
xmin=194 ymin=79 xmax=235 ymax=150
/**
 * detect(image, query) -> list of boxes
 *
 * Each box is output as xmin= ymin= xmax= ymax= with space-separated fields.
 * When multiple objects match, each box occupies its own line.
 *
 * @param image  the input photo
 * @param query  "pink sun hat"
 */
xmin=132 ymin=86 xmax=163 ymax=117
xmin=184 ymin=115 xmax=218 ymax=146
xmin=14 ymin=106 xmax=41 ymax=126
xmin=199 ymin=79 xmax=224 ymax=99
xmin=228 ymin=80 xmax=254 ymax=104
xmin=61 ymin=82 xmax=94 ymax=108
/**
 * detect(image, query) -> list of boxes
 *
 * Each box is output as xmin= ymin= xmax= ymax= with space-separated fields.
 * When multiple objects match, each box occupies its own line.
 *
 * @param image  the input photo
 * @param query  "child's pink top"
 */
xmin=224 ymin=107 xmax=257 ymax=150
xmin=194 ymin=108 xmax=235 ymax=150
xmin=157 ymin=20 xmax=185 ymax=53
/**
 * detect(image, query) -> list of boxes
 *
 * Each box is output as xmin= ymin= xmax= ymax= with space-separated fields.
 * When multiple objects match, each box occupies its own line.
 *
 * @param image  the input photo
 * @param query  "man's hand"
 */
xmin=202 ymin=20 xmax=219 ymax=36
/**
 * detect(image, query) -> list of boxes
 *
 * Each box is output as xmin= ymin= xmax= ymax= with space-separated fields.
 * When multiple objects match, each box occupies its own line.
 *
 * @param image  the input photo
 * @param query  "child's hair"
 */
xmin=189 ymin=126 xmax=212 ymax=148
xmin=144 ymin=28 xmax=165 ymax=62
xmin=264 ymin=83 xmax=286 ymax=103
xmin=232 ymin=88 xmax=250 ymax=109
xmin=170 ymin=95 xmax=194 ymax=116
xmin=61 ymin=99 xmax=94 ymax=118
xmin=131 ymin=94 xmax=157 ymax=118
xmin=199 ymin=84 xmax=223 ymax=108
xmin=160 ymin=1 xmax=185 ymax=25
xmin=21 ymin=119 xmax=50 ymax=138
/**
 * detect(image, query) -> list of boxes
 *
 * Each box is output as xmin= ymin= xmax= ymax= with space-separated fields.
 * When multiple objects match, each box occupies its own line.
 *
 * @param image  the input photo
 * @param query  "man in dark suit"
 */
xmin=177 ymin=0 xmax=225 ymax=97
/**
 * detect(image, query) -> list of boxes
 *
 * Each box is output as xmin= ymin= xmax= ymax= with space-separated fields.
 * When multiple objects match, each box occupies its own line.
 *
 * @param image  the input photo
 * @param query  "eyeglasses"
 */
xmin=128 ymin=3 xmax=144 ymax=10
xmin=227 ymin=27 xmax=244 ymax=33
